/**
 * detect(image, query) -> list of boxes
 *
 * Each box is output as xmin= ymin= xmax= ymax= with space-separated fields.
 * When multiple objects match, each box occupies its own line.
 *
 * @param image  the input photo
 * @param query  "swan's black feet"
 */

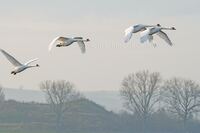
xmin=11 ymin=71 xmax=16 ymax=75
xmin=56 ymin=44 xmax=63 ymax=47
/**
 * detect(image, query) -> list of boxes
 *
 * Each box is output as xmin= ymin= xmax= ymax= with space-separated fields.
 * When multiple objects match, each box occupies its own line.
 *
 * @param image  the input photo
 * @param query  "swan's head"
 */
xmin=36 ymin=64 xmax=40 ymax=67
xmin=171 ymin=27 xmax=176 ymax=30
xmin=157 ymin=24 xmax=161 ymax=27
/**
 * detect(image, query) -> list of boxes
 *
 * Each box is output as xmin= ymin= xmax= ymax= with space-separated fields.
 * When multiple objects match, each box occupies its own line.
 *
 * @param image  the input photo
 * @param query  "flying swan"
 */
xmin=140 ymin=25 xmax=176 ymax=46
xmin=124 ymin=24 xmax=160 ymax=43
xmin=48 ymin=36 xmax=90 ymax=53
xmin=0 ymin=49 xmax=39 ymax=75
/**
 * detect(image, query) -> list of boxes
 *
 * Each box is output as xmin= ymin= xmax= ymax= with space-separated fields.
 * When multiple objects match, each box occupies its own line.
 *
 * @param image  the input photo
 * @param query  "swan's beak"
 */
xmin=36 ymin=64 xmax=40 ymax=67
xmin=87 ymin=39 xmax=90 ymax=41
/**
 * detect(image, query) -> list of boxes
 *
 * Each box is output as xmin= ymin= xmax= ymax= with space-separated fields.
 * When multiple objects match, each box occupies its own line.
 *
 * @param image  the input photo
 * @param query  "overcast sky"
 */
xmin=0 ymin=0 xmax=200 ymax=91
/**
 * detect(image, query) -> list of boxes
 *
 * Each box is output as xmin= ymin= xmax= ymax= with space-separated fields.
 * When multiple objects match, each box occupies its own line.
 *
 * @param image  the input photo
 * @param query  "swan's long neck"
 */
xmin=74 ymin=39 xmax=83 ymax=41
xmin=145 ymin=24 xmax=160 ymax=27
xmin=26 ymin=65 xmax=39 ymax=68
xmin=74 ymin=39 xmax=89 ymax=42
xmin=161 ymin=27 xmax=174 ymax=30
xmin=145 ymin=25 xmax=156 ymax=27
xmin=83 ymin=39 xmax=90 ymax=42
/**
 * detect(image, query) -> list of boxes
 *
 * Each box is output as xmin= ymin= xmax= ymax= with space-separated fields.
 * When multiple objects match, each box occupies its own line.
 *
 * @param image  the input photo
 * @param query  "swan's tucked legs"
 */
xmin=11 ymin=71 xmax=16 ymax=75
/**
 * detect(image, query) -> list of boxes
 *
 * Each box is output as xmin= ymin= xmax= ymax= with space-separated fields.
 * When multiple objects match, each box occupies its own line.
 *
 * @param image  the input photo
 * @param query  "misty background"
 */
xmin=4 ymin=88 xmax=123 ymax=112
xmin=0 ymin=0 xmax=199 ymax=91
xmin=0 ymin=1 xmax=200 ymax=133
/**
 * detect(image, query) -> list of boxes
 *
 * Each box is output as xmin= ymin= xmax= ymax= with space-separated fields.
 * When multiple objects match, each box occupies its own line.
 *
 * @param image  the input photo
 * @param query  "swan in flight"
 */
xmin=0 ymin=49 xmax=39 ymax=75
xmin=140 ymin=25 xmax=176 ymax=46
xmin=48 ymin=36 xmax=90 ymax=53
xmin=124 ymin=24 xmax=160 ymax=43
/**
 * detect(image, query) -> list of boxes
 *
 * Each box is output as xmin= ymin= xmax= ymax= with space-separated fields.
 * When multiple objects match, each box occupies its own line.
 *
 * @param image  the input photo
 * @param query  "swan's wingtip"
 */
xmin=124 ymin=38 xmax=129 ymax=43
xmin=124 ymin=40 xmax=128 ymax=43
xmin=48 ymin=49 xmax=52 ymax=52
xmin=82 ymin=50 xmax=86 ymax=54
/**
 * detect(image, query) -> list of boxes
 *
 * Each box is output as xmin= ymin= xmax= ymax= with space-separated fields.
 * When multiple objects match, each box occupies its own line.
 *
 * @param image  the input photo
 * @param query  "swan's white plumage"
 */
xmin=0 ymin=49 xmax=22 ymax=66
xmin=0 ymin=49 xmax=39 ymax=75
xmin=48 ymin=36 xmax=89 ymax=54
xmin=140 ymin=26 xmax=175 ymax=46
xmin=123 ymin=24 xmax=157 ymax=43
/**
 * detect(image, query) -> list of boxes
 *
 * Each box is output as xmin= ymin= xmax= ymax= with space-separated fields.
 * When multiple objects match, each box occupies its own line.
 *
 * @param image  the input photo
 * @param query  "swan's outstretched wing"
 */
xmin=140 ymin=29 xmax=151 ymax=43
xmin=48 ymin=37 xmax=70 ymax=51
xmin=77 ymin=41 xmax=86 ymax=53
xmin=24 ymin=58 xmax=38 ymax=66
xmin=124 ymin=26 xmax=134 ymax=43
xmin=0 ymin=49 xmax=22 ymax=66
xmin=157 ymin=31 xmax=173 ymax=46
xmin=48 ymin=37 xmax=61 ymax=52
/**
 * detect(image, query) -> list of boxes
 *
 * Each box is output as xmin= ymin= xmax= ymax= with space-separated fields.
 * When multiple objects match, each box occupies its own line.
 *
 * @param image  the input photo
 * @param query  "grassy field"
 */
xmin=0 ymin=124 xmax=54 ymax=133
xmin=0 ymin=124 xmax=116 ymax=133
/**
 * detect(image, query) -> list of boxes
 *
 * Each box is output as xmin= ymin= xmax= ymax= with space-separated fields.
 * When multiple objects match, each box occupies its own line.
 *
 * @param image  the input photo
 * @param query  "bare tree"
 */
xmin=40 ymin=80 xmax=81 ymax=130
xmin=162 ymin=78 xmax=200 ymax=132
xmin=120 ymin=70 xmax=161 ymax=133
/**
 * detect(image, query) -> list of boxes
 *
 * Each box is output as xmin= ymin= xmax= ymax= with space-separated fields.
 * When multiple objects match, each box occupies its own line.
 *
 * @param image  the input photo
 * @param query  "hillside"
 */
xmin=4 ymin=88 xmax=123 ymax=112
xmin=0 ymin=99 xmax=126 ymax=133
xmin=0 ymin=97 xmax=200 ymax=133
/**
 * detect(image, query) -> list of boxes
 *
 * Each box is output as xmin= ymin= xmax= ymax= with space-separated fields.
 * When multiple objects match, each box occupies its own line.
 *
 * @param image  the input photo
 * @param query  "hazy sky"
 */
xmin=0 ymin=0 xmax=200 ymax=91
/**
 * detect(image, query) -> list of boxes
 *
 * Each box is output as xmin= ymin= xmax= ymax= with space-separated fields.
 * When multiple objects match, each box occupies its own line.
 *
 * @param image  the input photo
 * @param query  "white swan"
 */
xmin=48 ymin=36 xmax=90 ymax=53
xmin=124 ymin=24 xmax=160 ymax=43
xmin=140 ymin=26 xmax=176 ymax=46
xmin=0 ymin=49 xmax=39 ymax=75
